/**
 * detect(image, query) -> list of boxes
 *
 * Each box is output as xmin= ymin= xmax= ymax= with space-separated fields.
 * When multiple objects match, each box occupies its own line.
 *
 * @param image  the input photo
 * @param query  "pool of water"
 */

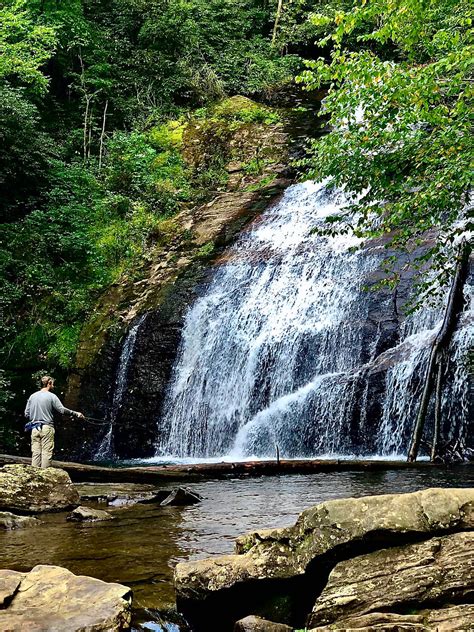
xmin=1 ymin=467 xmax=472 ymax=621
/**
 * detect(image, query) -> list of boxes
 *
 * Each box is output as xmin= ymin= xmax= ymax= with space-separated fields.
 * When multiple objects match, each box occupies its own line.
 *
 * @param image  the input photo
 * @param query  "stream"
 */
xmin=1 ymin=467 xmax=472 ymax=629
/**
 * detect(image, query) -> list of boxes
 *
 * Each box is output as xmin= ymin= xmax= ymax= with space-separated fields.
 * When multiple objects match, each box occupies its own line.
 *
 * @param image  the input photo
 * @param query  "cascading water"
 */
xmin=156 ymin=181 xmax=472 ymax=460
xmin=95 ymin=314 xmax=147 ymax=459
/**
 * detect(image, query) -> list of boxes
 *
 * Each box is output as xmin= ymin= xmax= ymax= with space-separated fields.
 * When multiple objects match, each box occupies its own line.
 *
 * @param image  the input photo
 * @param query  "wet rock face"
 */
xmin=0 ymin=565 xmax=132 ymax=631
xmin=308 ymin=531 xmax=474 ymax=627
xmin=0 ymin=465 xmax=80 ymax=513
xmin=113 ymin=269 xmax=206 ymax=459
xmin=173 ymin=488 xmax=474 ymax=631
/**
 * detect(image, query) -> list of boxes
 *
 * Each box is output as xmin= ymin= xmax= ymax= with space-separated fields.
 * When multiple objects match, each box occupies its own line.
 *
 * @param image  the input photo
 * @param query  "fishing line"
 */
xmin=81 ymin=416 xmax=110 ymax=426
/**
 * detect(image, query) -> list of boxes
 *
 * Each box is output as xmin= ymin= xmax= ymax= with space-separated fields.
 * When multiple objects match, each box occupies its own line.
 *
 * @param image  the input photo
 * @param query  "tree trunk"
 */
xmin=98 ymin=100 xmax=108 ymax=171
xmin=271 ymin=0 xmax=284 ymax=46
xmin=83 ymin=95 xmax=90 ymax=160
xmin=87 ymin=105 xmax=94 ymax=159
xmin=407 ymin=240 xmax=470 ymax=462
xmin=430 ymin=359 xmax=443 ymax=461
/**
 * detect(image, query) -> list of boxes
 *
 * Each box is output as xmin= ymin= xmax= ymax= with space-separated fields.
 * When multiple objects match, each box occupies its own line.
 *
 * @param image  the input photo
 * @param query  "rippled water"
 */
xmin=0 ymin=468 xmax=472 ymax=619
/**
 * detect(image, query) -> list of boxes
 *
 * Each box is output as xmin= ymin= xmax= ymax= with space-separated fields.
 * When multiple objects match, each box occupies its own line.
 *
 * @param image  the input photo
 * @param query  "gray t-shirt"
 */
xmin=24 ymin=391 xmax=79 ymax=427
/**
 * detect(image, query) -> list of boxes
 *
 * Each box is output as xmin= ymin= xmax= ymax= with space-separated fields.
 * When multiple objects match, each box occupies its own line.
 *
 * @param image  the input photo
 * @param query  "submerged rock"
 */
xmin=0 ymin=465 xmax=79 ymax=513
xmin=0 ymin=511 xmax=39 ymax=530
xmin=67 ymin=506 xmax=114 ymax=522
xmin=160 ymin=487 xmax=202 ymax=506
xmin=109 ymin=491 xmax=171 ymax=507
xmin=76 ymin=482 xmax=172 ymax=506
xmin=174 ymin=487 xmax=474 ymax=631
xmin=0 ymin=564 xmax=132 ymax=631
xmin=309 ymin=531 xmax=474 ymax=627
xmin=234 ymin=616 xmax=292 ymax=631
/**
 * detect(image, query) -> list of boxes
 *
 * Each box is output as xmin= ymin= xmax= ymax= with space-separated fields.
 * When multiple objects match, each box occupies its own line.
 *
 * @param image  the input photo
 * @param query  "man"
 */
xmin=24 ymin=375 xmax=84 ymax=468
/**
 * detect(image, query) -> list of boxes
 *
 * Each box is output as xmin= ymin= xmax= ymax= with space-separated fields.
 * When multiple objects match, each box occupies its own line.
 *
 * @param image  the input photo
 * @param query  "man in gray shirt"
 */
xmin=25 ymin=375 xmax=84 ymax=468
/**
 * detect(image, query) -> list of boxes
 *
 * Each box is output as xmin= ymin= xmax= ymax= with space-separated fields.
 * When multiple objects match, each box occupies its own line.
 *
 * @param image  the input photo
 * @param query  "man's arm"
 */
xmin=51 ymin=394 xmax=84 ymax=418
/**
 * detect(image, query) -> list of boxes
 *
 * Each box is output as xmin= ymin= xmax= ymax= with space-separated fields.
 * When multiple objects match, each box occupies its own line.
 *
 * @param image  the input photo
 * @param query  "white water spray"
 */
xmin=156 ymin=182 xmax=472 ymax=460
xmin=96 ymin=314 xmax=147 ymax=459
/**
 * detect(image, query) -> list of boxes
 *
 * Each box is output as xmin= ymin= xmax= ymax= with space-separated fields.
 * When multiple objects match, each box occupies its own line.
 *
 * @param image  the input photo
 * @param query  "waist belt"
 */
xmin=24 ymin=421 xmax=45 ymax=432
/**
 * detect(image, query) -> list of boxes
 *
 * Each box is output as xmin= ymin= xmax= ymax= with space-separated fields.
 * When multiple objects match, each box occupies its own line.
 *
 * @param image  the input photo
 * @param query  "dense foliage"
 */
xmin=0 ymin=0 xmax=301 ymax=386
xmin=298 ymin=0 xmax=473 ymax=303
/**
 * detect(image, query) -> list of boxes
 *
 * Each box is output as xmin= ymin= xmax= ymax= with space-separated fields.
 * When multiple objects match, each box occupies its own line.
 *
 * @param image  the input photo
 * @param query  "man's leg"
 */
xmin=31 ymin=428 xmax=42 ymax=467
xmin=40 ymin=425 xmax=55 ymax=468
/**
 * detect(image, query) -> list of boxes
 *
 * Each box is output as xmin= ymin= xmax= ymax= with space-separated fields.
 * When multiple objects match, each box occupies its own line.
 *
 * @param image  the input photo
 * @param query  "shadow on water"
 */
xmin=0 ymin=467 xmax=472 ymax=630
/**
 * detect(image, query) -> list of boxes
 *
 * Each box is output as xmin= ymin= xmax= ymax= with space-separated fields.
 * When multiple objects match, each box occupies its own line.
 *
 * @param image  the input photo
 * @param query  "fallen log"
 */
xmin=0 ymin=453 xmax=453 ymax=485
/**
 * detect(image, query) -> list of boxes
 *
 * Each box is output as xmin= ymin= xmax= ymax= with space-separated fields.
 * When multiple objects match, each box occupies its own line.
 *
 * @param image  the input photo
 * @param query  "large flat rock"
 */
xmin=309 ymin=531 xmax=474 ymax=627
xmin=0 ymin=465 xmax=79 ymax=513
xmin=309 ymin=604 xmax=474 ymax=631
xmin=0 ymin=565 xmax=132 ymax=631
xmin=175 ymin=487 xmax=474 ymax=600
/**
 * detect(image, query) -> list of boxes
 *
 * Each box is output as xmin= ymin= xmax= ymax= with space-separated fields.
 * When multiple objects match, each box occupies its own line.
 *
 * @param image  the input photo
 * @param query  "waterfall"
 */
xmin=95 ymin=314 xmax=147 ymax=459
xmin=156 ymin=181 xmax=472 ymax=460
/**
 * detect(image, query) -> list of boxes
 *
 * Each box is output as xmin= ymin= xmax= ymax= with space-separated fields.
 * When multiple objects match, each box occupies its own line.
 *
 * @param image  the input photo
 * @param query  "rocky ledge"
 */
xmin=0 ymin=565 xmax=131 ymax=631
xmin=174 ymin=487 xmax=474 ymax=631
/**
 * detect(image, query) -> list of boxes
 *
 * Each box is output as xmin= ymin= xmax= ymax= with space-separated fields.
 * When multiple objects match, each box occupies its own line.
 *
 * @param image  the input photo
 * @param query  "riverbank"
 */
xmin=0 ymin=453 xmax=453 ymax=484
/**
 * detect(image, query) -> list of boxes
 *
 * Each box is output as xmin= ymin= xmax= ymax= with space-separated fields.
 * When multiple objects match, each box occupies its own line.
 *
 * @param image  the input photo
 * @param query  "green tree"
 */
xmin=0 ymin=1 xmax=57 ymax=219
xmin=298 ymin=0 xmax=473 ymax=303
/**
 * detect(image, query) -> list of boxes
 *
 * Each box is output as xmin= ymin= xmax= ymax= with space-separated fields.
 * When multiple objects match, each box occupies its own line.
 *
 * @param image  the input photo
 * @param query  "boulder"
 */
xmin=174 ymin=488 xmax=474 ymax=631
xmin=0 ymin=511 xmax=40 ymax=530
xmin=309 ymin=605 xmax=474 ymax=631
xmin=175 ymin=488 xmax=474 ymax=600
xmin=0 ymin=465 xmax=79 ymax=513
xmin=67 ymin=506 xmax=114 ymax=522
xmin=0 ymin=564 xmax=132 ymax=631
xmin=0 ymin=570 xmax=24 ymax=607
xmin=234 ymin=616 xmax=292 ymax=631
xmin=309 ymin=531 xmax=474 ymax=627
xmin=160 ymin=487 xmax=202 ymax=506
